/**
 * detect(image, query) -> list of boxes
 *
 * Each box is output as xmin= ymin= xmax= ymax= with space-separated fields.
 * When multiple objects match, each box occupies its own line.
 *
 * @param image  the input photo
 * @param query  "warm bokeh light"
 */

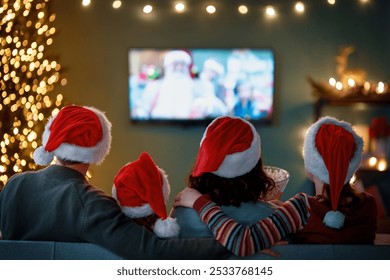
xmin=328 ymin=0 xmax=336 ymax=5
xmin=0 ymin=0 xmax=65 ymax=188
xmin=376 ymin=82 xmax=385 ymax=94
xmin=175 ymin=2 xmax=185 ymax=13
xmin=265 ymin=6 xmax=276 ymax=18
xmin=329 ymin=77 xmax=336 ymax=86
xmin=112 ymin=0 xmax=122 ymax=9
xmin=143 ymin=5 xmax=153 ymax=14
xmin=335 ymin=81 xmax=343 ymax=91
xmin=238 ymin=5 xmax=248 ymax=15
xmin=364 ymin=81 xmax=371 ymax=92
xmin=347 ymin=78 xmax=356 ymax=87
xmin=206 ymin=5 xmax=216 ymax=14
xmin=369 ymin=157 xmax=378 ymax=167
xmin=295 ymin=2 xmax=305 ymax=13
xmin=377 ymin=159 xmax=387 ymax=171
xmin=82 ymin=0 xmax=91 ymax=7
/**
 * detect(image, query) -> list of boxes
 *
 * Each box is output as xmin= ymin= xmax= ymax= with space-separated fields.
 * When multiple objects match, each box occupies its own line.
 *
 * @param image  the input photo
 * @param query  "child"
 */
xmin=171 ymin=116 xmax=279 ymax=238
xmin=112 ymin=152 xmax=180 ymax=238
xmin=290 ymin=116 xmax=377 ymax=244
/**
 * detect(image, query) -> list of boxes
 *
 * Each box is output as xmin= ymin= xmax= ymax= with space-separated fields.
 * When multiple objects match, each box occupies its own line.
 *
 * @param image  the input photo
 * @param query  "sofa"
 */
xmin=1 ymin=239 xmax=389 ymax=260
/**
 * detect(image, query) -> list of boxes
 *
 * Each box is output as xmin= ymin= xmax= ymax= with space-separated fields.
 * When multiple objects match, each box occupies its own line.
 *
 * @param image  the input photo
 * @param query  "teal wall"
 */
xmin=51 ymin=0 xmax=390 ymax=206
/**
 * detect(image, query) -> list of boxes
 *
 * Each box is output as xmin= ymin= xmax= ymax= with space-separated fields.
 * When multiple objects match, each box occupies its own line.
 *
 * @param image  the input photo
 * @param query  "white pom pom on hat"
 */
xmin=112 ymin=152 xmax=180 ymax=238
xmin=33 ymin=105 xmax=112 ymax=165
xmin=303 ymin=116 xmax=363 ymax=229
xmin=192 ymin=116 xmax=261 ymax=178
xmin=323 ymin=210 xmax=346 ymax=230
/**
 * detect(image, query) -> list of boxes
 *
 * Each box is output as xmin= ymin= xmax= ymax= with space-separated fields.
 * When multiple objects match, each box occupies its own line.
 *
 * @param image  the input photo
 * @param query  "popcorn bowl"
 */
xmin=262 ymin=166 xmax=290 ymax=201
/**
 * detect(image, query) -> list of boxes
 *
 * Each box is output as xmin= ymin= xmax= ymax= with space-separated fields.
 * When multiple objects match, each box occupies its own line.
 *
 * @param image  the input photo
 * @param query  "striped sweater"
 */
xmin=193 ymin=192 xmax=311 ymax=256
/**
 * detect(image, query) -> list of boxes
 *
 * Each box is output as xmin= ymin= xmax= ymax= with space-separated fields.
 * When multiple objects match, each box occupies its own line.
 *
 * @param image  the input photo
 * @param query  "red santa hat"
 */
xmin=112 ymin=152 xmax=180 ymax=238
xmin=33 ymin=105 xmax=112 ymax=165
xmin=192 ymin=116 xmax=261 ymax=178
xmin=303 ymin=116 xmax=363 ymax=229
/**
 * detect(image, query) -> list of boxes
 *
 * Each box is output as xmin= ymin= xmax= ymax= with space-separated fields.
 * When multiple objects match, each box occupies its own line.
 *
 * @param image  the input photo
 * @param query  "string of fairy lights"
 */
xmin=0 ymin=0 xmax=66 ymax=188
xmin=81 ymin=0 xmax=372 ymax=17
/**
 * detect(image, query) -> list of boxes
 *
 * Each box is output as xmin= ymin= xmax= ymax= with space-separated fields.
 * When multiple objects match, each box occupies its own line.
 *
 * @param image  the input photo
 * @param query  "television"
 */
xmin=128 ymin=48 xmax=275 ymax=125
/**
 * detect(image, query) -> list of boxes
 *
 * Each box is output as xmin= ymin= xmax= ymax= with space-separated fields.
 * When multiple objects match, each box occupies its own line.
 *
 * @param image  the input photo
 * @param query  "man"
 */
xmin=0 ymin=105 xmax=229 ymax=259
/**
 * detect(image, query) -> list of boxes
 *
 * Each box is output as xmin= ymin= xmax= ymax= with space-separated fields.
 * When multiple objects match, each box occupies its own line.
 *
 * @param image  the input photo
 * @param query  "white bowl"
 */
xmin=262 ymin=166 xmax=290 ymax=200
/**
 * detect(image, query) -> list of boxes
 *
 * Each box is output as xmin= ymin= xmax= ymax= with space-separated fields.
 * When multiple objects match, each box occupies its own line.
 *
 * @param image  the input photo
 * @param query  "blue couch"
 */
xmin=1 ymin=240 xmax=389 ymax=260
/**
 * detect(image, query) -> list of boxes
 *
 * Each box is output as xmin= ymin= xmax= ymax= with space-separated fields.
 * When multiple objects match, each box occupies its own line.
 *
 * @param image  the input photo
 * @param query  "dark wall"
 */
xmin=51 ymin=0 xmax=390 ymax=204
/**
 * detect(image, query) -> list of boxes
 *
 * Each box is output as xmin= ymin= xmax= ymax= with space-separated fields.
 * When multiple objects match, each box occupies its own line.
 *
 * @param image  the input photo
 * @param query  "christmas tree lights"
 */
xmin=0 ymin=0 xmax=66 ymax=189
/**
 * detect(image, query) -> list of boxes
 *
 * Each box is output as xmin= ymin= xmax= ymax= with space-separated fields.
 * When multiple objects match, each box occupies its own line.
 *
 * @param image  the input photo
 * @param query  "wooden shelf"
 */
xmin=308 ymin=77 xmax=390 ymax=120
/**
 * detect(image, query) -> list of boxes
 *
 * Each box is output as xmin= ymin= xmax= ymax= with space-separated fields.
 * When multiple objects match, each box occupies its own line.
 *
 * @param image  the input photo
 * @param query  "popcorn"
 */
xmin=262 ymin=166 xmax=290 ymax=201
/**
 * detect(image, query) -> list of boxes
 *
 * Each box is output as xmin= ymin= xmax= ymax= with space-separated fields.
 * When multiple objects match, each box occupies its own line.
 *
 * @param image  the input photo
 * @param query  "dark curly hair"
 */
xmin=187 ymin=158 xmax=276 ymax=206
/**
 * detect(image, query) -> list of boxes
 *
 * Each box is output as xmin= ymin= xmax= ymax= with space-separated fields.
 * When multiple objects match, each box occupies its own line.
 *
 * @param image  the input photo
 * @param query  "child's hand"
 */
xmin=258 ymin=240 xmax=288 ymax=258
xmin=173 ymin=187 xmax=202 ymax=208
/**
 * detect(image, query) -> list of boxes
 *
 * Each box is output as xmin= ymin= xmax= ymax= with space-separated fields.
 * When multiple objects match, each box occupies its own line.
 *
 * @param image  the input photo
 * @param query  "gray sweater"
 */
xmin=0 ymin=165 xmax=229 ymax=259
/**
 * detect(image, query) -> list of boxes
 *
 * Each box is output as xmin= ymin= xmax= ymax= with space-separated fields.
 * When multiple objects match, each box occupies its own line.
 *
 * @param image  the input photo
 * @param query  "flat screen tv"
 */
xmin=128 ymin=48 xmax=275 ymax=125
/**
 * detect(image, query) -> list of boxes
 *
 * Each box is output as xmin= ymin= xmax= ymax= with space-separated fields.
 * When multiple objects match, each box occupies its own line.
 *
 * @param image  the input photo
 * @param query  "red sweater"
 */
xmin=291 ymin=192 xmax=377 ymax=244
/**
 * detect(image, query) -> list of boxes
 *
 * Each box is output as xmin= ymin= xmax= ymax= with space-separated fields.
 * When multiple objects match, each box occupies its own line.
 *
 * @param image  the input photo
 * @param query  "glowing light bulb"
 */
xmin=328 ymin=0 xmax=336 ymax=5
xmin=378 ymin=159 xmax=387 ymax=171
xmin=238 ymin=5 xmax=248 ymax=15
xmin=295 ymin=2 xmax=305 ymax=13
xmin=112 ymin=0 xmax=122 ymax=9
xmin=376 ymin=82 xmax=385 ymax=94
xmin=175 ymin=2 xmax=185 ymax=13
xmin=206 ymin=5 xmax=216 ymax=14
xmin=329 ymin=77 xmax=336 ymax=87
xmin=335 ymin=81 xmax=343 ymax=91
xmin=143 ymin=5 xmax=153 ymax=14
xmin=347 ymin=78 xmax=356 ymax=87
xmin=368 ymin=157 xmax=377 ymax=167
xmin=265 ymin=6 xmax=276 ymax=18
xmin=364 ymin=81 xmax=371 ymax=92
xmin=82 ymin=0 xmax=91 ymax=7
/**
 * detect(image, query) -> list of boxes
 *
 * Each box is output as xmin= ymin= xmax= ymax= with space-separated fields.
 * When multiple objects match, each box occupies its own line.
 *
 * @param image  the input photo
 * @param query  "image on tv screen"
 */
xmin=128 ymin=48 xmax=275 ymax=124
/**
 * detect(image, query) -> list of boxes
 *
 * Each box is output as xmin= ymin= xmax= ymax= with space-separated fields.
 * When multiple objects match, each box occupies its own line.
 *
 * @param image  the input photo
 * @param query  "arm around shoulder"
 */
xmin=193 ymin=192 xmax=311 ymax=257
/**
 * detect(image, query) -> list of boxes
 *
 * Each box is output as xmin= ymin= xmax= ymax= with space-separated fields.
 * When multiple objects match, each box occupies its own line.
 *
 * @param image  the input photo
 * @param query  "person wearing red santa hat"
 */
xmin=172 ymin=116 xmax=311 ymax=257
xmin=112 ymin=152 xmax=180 ymax=238
xmin=0 ymin=105 xmax=234 ymax=259
xmin=290 ymin=116 xmax=377 ymax=244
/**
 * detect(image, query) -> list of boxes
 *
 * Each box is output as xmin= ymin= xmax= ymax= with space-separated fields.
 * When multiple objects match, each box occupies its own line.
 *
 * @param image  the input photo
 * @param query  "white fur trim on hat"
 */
xmin=112 ymin=185 xmax=154 ymax=218
xmin=153 ymin=217 xmax=180 ymax=238
xmin=33 ymin=106 xmax=112 ymax=165
xmin=164 ymin=50 xmax=191 ymax=67
xmin=206 ymin=117 xmax=261 ymax=178
xmin=303 ymin=116 xmax=363 ymax=185
xmin=111 ymin=167 xmax=171 ymax=219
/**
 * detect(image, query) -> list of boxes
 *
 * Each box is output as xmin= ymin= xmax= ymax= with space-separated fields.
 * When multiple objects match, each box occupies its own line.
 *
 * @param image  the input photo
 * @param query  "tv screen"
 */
xmin=128 ymin=48 xmax=275 ymax=125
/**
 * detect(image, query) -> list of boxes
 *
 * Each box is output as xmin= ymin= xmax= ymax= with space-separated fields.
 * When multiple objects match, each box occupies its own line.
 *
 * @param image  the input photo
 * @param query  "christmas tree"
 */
xmin=0 ymin=0 xmax=66 ymax=189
